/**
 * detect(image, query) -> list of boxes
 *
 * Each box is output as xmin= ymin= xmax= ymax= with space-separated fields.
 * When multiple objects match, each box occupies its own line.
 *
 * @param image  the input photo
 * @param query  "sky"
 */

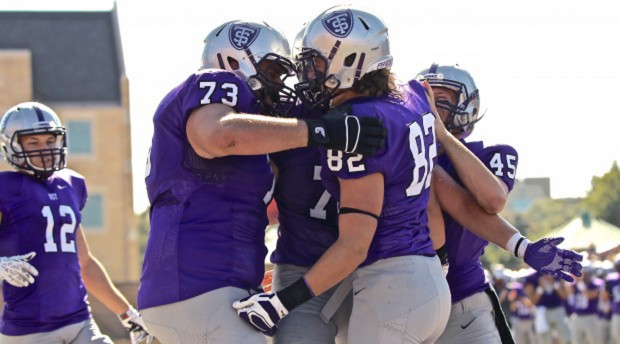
xmin=3 ymin=0 xmax=620 ymax=213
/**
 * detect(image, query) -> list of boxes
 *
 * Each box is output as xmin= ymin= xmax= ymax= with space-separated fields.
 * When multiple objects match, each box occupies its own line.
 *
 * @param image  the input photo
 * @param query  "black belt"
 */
xmin=484 ymin=286 xmax=516 ymax=344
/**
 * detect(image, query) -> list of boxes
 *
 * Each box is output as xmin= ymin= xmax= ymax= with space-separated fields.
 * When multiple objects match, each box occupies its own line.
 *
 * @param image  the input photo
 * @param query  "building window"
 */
xmin=67 ymin=121 xmax=92 ymax=154
xmin=82 ymin=194 xmax=103 ymax=230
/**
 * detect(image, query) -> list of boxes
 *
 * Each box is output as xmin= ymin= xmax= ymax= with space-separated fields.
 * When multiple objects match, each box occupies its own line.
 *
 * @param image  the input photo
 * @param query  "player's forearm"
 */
xmin=304 ymin=234 xmax=368 ymax=296
xmin=427 ymin=181 xmax=446 ymax=250
xmin=187 ymin=104 xmax=308 ymax=159
xmin=81 ymin=255 xmax=131 ymax=315
xmin=213 ymin=114 xmax=308 ymax=156
xmin=439 ymin=134 xmax=508 ymax=213
xmin=433 ymin=167 xmax=517 ymax=249
xmin=305 ymin=214 xmax=376 ymax=296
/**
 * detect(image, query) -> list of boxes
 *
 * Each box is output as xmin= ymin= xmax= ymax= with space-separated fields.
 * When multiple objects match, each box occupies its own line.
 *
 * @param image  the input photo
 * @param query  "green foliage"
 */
xmin=585 ymin=162 xmax=620 ymax=227
xmin=516 ymin=197 xmax=583 ymax=240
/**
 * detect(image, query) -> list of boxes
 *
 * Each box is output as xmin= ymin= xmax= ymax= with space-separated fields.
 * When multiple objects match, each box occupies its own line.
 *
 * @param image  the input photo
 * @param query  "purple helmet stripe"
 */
xmin=354 ymin=53 xmax=366 ymax=81
xmin=429 ymin=63 xmax=439 ymax=74
xmin=32 ymin=105 xmax=45 ymax=122
xmin=244 ymin=47 xmax=257 ymax=65
xmin=328 ymin=40 xmax=341 ymax=61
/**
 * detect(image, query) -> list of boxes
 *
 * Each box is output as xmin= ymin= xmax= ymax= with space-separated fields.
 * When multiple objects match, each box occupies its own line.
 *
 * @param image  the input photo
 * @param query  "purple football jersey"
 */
xmin=439 ymin=141 xmax=518 ymax=303
xmin=524 ymin=272 xmax=564 ymax=308
xmin=509 ymin=284 xmax=534 ymax=319
xmin=0 ymin=170 xmax=90 ymax=336
xmin=139 ymin=69 xmax=275 ymax=310
xmin=269 ymin=110 xmax=339 ymax=266
xmin=320 ymin=81 xmax=437 ymax=266
xmin=606 ymin=272 xmax=620 ymax=314
xmin=572 ymin=280 xmax=600 ymax=315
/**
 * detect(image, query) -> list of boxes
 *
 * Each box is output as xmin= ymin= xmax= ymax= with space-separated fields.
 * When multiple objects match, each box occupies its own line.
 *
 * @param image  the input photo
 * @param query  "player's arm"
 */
xmin=422 ymin=81 xmax=508 ymax=213
xmin=303 ymin=173 xmax=382 ymax=295
xmin=77 ymin=225 xmax=132 ymax=314
xmin=233 ymin=173 xmax=382 ymax=335
xmin=77 ymin=226 xmax=151 ymax=341
xmin=433 ymin=166 xmax=516 ymax=246
xmin=436 ymin=127 xmax=508 ymax=213
xmin=433 ymin=166 xmax=582 ymax=282
xmin=186 ymin=103 xmax=307 ymax=159
xmin=427 ymin=177 xmax=446 ymax=250
xmin=187 ymin=104 xmax=386 ymax=159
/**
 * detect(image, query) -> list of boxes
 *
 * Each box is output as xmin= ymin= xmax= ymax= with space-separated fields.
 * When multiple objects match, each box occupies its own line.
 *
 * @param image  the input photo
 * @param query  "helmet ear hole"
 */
xmin=227 ymin=57 xmax=240 ymax=70
xmin=344 ymin=53 xmax=357 ymax=67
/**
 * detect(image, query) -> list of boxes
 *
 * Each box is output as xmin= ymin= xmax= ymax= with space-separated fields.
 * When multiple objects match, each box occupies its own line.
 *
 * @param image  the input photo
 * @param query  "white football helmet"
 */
xmin=295 ymin=5 xmax=393 ymax=109
xmin=417 ymin=63 xmax=481 ymax=139
xmin=201 ymin=20 xmax=297 ymax=116
xmin=0 ymin=102 xmax=67 ymax=179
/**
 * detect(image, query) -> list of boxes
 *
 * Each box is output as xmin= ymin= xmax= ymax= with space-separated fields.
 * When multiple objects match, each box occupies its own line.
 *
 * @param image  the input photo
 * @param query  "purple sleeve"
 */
xmin=68 ymin=171 xmax=88 ymax=211
xmin=478 ymin=144 xmax=519 ymax=191
xmin=322 ymin=149 xmax=384 ymax=180
xmin=181 ymin=69 xmax=258 ymax=117
xmin=321 ymin=102 xmax=387 ymax=179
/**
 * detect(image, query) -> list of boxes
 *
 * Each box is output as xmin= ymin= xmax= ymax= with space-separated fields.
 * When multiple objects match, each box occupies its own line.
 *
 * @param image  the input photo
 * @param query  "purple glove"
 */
xmin=524 ymin=237 xmax=583 ymax=282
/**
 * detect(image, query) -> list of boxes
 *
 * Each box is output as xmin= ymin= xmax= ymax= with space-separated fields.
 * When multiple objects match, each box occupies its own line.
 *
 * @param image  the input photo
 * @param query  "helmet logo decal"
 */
xmin=322 ymin=10 xmax=354 ymax=38
xmin=229 ymin=24 xmax=261 ymax=50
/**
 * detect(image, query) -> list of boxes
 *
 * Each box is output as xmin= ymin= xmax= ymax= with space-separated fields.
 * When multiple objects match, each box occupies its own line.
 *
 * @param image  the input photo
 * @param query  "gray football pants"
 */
xmin=141 ymin=287 xmax=267 ymax=344
xmin=270 ymin=264 xmax=352 ymax=344
xmin=0 ymin=318 xmax=112 ymax=344
xmin=436 ymin=290 xmax=502 ymax=344
xmin=347 ymin=255 xmax=451 ymax=344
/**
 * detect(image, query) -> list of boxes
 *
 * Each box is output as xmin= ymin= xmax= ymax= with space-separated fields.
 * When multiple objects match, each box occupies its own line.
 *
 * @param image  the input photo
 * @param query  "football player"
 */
xmin=233 ymin=6 xmax=452 ymax=343
xmin=0 ymin=102 xmax=151 ymax=344
xmin=419 ymin=64 xmax=582 ymax=344
xmin=138 ymin=20 xmax=386 ymax=343
xmin=264 ymin=25 xmax=349 ymax=344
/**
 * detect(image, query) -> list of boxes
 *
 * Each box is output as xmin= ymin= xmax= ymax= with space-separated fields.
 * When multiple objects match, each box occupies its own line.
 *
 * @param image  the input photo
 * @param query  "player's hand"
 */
xmin=421 ymin=80 xmax=449 ymax=143
xmin=305 ymin=105 xmax=387 ymax=156
xmin=118 ymin=307 xmax=153 ymax=344
xmin=524 ymin=237 xmax=583 ymax=282
xmin=232 ymin=292 xmax=289 ymax=336
xmin=262 ymin=269 xmax=274 ymax=293
xmin=0 ymin=252 xmax=38 ymax=287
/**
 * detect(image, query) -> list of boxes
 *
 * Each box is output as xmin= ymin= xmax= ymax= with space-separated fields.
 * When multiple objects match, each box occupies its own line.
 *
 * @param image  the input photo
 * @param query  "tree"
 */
xmin=585 ymin=161 xmax=620 ymax=227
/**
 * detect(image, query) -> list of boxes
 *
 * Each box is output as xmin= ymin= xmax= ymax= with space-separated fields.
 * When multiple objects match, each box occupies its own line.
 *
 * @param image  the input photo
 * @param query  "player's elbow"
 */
xmin=343 ymin=238 xmax=370 ymax=266
xmin=188 ymin=123 xmax=238 ymax=159
xmin=482 ymin=194 xmax=507 ymax=214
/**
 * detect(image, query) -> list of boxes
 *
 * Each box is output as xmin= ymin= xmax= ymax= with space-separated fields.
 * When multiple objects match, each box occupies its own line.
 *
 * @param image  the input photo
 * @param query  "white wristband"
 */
xmin=517 ymin=238 xmax=530 ymax=259
xmin=505 ymin=233 xmax=530 ymax=259
xmin=505 ymin=233 xmax=521 ymax=254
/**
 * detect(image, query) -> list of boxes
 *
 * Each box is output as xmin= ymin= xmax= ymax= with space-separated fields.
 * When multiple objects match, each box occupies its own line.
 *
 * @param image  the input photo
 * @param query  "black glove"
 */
xmin=305 ymin=105 xmax=387 ymax=156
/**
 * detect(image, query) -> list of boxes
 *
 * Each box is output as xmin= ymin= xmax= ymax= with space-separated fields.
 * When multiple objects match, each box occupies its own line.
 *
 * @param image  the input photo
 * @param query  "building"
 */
xmin=505 ymin=177 xmax=551 ymax=212
xmin=0 ymin=4 xmax=139 ymax=339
